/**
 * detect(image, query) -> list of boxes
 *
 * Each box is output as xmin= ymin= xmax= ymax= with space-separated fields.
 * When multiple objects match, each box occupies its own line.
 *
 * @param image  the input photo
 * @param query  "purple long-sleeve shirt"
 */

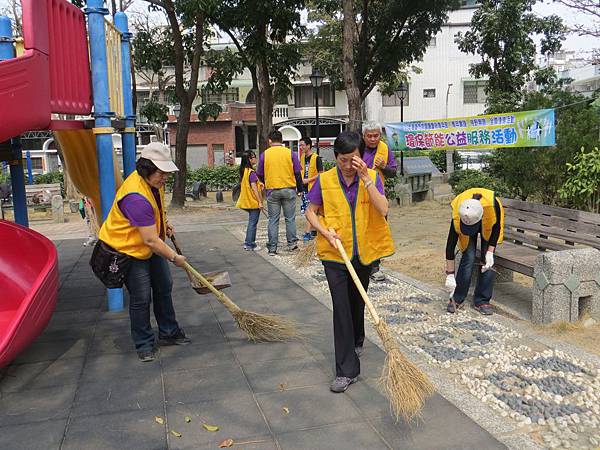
xmin=256 ymin=146 xmax=302 ymax=196
xmin=363 ymin=145 xmax=398 ymax=178
xmin=307 ymin=168 xmax=385 ymax=207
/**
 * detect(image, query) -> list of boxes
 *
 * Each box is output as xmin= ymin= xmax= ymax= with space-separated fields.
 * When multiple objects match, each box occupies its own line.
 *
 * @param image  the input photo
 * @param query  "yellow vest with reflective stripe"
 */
xmin=316 ymin=167 xmax=395 ymax=265
xmin=369 ymin=141 xmax=390 ymax=183
xmin=263 ymin=145 xmax=295 ymax=189
xmin=451 ymin=188 xmax=504 ymax=252
xmin=236 ymin=168 xmax=263 ymax=209
xmin=300 ymin=152 xmax=319 ymax=191
xmin=98 ymin=171 xmax=166 ymax=260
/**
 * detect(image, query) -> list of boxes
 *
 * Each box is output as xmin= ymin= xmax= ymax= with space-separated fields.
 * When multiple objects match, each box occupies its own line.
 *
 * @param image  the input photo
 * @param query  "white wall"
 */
xmin=363 ymin=7 xmax=487 ymax=125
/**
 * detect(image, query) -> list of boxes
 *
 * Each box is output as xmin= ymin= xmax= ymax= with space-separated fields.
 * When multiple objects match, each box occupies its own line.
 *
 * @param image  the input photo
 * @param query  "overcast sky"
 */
xmin=0 ymin=0 xmax=597 ymax=54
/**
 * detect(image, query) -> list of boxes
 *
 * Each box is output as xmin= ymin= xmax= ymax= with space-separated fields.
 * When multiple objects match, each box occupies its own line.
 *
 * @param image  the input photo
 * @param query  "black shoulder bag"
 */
xmin=89 ymin=240 xmax=133 ymax=288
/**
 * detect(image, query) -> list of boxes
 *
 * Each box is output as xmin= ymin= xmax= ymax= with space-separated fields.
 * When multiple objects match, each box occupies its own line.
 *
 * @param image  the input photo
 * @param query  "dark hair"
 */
xmin=136 ymin=157 xmax=159 ymax=179
xmin=300 ymin=137 xmax=312 ymax=147
xmin=268 ymin=129 xmax=283 ymax=143
xmin=333 ymin=131 xmax=365 ymax=158
xmin=239 ymin=150 xmax=257 ymax=179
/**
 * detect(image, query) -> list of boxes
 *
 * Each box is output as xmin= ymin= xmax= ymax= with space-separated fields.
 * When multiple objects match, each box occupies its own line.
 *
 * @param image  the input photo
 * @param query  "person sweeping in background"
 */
xmin=235 ymin=150 xmax=264 ymax=251
xmin=361 ymin=122 xmax=398 ymax=282
xmin=305 ymin=131 xmax=395 ymax=393
xmin=299 ymin=137 xmax=323 ymax=241
xmin=445 ymin=187 xmax=504 ymax=316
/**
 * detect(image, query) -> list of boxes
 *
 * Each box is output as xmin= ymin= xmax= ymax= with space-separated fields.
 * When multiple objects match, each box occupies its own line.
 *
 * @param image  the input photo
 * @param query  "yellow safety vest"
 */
xmin=300 ymin=152 xmax=319 ymax=191
xmin=99 ymin=171 xmax=167 ymax=260
xmin=369 ymin=141 xmax=390 ymax=184
xmin=451 ymin=187 xmax=504 ymax=252
xmin=236 ymin=168 xmax=263 ymax=209
xmin=263 ymin=145 xmax=295 ymax=189
xmin=316 ymin=167 xmax=395 ymax=265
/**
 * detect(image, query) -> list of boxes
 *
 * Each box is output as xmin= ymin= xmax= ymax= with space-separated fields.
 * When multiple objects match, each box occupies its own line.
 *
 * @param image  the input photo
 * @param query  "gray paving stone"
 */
xmin=242 ymin=356 xmax=330 ymax=394
xmin=72 ymin=374 xmax=164 ymax=417
xmin=163 ymin=363 xmax=248 ymax=404
xmin=276 ymin=421 xmax=389 ymax=450
xmin=61 ymin=409 xmax=166 ymax=450
xmin=0 ymin=385 xmax=77 ymax=426
xmin=47 ymin=310 xmax=99 ymax=327
xmin=36 ymin=325 xmax=94 ymax=343
xmin=94 ymin=318 xmax=131 ymax=336
xmin=166 ymin=394 xmax=271 ymax=449
xmin=256 ymin=385 xmax=361 ymax=434
xmin=88 ymin=333 xmax=135 ymax=355
xmin=12 ymin=338 xmax=89 ymax=364
xmin=55 ymin=296 xmax=104 ymax=312
xmin=370 ymin=394 xmax=507 ymax=449
xmin=230 ymin=340 xmax=313 ymax=365
xmin=81 ymin=353 xmax=161 ymax=382
xmin=159 ymin=340 xmax=237 ymax=372
xmin=0 ymin=419 xmax=67 ymax=450
xmin=195 ymin=436 xmax=277 ymax=450
xmin=0 ymin=357 xmax=84 ymax=392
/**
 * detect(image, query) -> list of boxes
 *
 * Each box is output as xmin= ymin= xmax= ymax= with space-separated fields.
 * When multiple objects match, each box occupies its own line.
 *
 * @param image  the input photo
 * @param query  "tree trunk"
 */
xmin=257 ymin=59 xmax=273 ymax=151
xmin=171 ymin=102 xmax=191 ymax=208
xmin=342 ymin=0 xmax=362 ymax=132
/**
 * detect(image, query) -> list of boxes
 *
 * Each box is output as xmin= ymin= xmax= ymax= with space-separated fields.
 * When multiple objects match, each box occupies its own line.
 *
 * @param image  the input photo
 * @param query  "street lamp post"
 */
xmin=309 ymin=68 xmax=324 ymax=154
xmin=397 ymin=81 xmax=408 ymax=176
xmin=445 ymin=83 xmax=453 ymax=174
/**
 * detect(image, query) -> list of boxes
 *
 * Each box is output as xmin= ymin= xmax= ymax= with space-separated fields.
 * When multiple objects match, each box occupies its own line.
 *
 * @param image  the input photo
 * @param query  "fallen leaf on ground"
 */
xmin=155 ymin=416 xmax=164 ymax=425
xmin=170 ymin=430 xmax=182 ymax=438
xmin=278 ymin=383 xmax=285 ymax=391
xmin=202 ymin=423 xmax=219 ymax=432
xmin=282 ymin=406 xmax=290 ymax=414
xmin=219 ymin=438 xmax=234 ymax=448
xmin=184 ymin=416 xmax=191 ymax=423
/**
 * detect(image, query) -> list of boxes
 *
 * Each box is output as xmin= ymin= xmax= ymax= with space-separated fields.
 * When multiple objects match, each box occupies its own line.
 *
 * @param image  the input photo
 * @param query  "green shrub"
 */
xmin=450 ymin=169 xmax=509 ymax=197
xmin=188 ymin=165 xmax=240 ymax=190
xmin=322 ymin=160 xmax=336 ymax=171
xmin=34 ymin=171 xmax=64 ymax=196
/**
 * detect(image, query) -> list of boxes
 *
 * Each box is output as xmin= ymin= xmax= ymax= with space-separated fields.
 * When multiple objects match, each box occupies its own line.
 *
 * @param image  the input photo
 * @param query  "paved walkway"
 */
xmin=0 ymin=229 xmax=505 ymax=450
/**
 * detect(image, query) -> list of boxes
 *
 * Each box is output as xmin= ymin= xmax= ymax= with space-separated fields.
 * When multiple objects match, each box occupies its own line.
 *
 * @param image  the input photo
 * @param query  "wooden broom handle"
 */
xmin=332 ymin=234 xmax=381 ymax=325
xmin=170 ymin=234 xmax=183 ymax=255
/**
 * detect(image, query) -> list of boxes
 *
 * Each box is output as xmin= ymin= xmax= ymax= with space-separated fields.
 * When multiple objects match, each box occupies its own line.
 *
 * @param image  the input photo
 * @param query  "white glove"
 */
xmin=482 ymin=251 xmax=494 ymax=272
xmin=445 ymin=274 xmax=456 ymax=297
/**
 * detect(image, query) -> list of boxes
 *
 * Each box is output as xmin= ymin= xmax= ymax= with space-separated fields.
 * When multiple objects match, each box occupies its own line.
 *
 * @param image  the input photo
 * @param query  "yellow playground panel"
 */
xmin=104 ymin=20 xmax=125 ymax=118
xmin=53 ymin=129 xmax=123 ymax=223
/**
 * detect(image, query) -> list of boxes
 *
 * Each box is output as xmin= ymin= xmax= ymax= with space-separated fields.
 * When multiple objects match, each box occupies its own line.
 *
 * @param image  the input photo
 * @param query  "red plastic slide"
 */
xmin=0 ymin=220 xmax=59 ymax=368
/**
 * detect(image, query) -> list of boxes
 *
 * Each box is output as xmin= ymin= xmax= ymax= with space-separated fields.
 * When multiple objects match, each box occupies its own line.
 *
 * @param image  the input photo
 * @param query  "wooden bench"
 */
xmin=495 ymin=197 xmax=600 ymax=277
xmin=25 ymin=183 xmax=62 ymax=207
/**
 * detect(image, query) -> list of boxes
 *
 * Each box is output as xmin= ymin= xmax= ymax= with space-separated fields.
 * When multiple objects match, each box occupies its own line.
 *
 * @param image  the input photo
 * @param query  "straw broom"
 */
xmin=332 ymin=235 xmax=434 ymax=421
xmin=171 ymin=235 xmax=300 ymax=342
xmin=295 ymin=239 xmax=317 ymax=266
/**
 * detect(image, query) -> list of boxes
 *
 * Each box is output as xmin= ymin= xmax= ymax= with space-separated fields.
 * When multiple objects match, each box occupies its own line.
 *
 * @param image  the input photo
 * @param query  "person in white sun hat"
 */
xmin=98 ymin=142 xmax=191 ymax=362
xmin=444 ymin=187 xmax=505 ymax=315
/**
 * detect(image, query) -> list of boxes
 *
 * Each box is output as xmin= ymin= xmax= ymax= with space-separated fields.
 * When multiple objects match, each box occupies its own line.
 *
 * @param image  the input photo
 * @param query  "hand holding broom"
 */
xmin=170 ymin=235 xmax=300 ymax=342
xmin=331 ymin=231 xmax=434 ymax=421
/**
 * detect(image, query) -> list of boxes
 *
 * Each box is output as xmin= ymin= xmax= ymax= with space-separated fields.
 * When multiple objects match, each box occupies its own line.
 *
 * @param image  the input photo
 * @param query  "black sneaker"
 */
xmin=268 ymin=250 xmax=277 ymax=256
xmin=330 ymin=376 xmax=357 ymax=393
xmin=138 ymin=350 xmax=156 ymax=362
xmin=159 ymin=329 xmax=191 ymax=346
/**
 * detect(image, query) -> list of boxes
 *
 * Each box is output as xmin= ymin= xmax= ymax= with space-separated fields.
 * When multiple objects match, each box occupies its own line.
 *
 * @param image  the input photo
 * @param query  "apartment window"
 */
xmin=202 ymin=87 xmax=239 ymax=105
xmin=463 ymin=80 xmax=487 ymax=104
xmin=294 ymin=85 xmax=335 ymax=108
xmin=423 ymin=89 xmax=436 ymax=98
xmin=382 ymin=89 xmax=410 ymax=107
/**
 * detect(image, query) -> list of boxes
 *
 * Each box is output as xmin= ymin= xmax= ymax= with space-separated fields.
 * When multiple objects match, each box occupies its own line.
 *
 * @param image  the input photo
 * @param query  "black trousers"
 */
xmin=324 ymin=260 xmax=371 ymax=378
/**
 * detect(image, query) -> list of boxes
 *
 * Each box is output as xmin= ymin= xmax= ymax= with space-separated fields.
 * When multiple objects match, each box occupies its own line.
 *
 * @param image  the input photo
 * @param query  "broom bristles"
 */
xmin=232 ymin=309 xmax=300 ymax=342
xmin=295 ymin=240 xmax=317 ymax=266
xmin=376 ymin=321 xmax=434 ymax=421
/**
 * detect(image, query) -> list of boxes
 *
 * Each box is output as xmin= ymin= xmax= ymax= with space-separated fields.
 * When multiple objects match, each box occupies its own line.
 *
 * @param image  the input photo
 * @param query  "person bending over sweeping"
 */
xmin=98 ymin=143 xmax=190 ymax=362
xmin=305 ymin=131 xmax=394 ymax=393
xmin=236 ymin=150 xmax=264 ymax=251
xmin=445 ymin=187 xmax=504 ymax=316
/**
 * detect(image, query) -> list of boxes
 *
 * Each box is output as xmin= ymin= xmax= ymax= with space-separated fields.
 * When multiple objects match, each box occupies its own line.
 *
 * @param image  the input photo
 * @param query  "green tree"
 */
xmin=484 ymin=87 xmax=600 ymax=202
xmin=308 ymin=0 xmax=459 ymax=131
xmin=455 ymin=0 xmax=565 ymax=113
xmin=143 ymin=0 xmax=207 ymax=208
xmin=205 ymin=0 xmax=305 ymax=151
xmin=559 ymin=147 xmax=600 ymax=212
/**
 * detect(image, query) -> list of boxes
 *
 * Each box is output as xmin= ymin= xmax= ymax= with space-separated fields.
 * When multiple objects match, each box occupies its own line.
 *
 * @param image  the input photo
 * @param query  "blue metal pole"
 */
xmin=85 ymin=1 xmax=123 ymax=312
xmin=115 ymin=12 xmax=136 ymax=178
xmin=0 ymin=16 xmax=28 ymax=227
xmin=25 ymin=151 xmax=33 ymax=184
